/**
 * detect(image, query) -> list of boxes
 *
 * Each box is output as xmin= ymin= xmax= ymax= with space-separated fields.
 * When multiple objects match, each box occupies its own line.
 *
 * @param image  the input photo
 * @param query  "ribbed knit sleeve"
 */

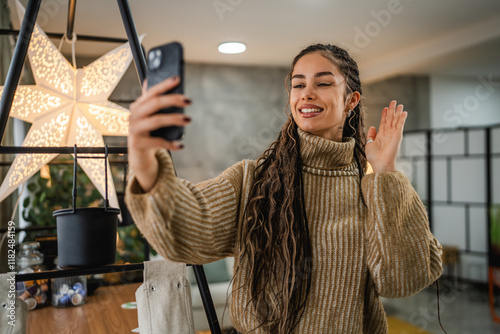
xmin=125 ymin=149 xmax=249 ymax=265
xmin=361 ymin=171 xmax=443 ymax=298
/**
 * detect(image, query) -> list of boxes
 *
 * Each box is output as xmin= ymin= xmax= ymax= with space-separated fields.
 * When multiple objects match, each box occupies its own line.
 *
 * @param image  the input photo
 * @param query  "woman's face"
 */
xmin=290 ymin=52 xmax=355 ymax=142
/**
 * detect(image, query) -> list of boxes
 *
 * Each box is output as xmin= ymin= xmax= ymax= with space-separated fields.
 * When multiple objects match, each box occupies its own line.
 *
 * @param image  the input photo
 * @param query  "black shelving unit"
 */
xmin=398 ymin=123 xmax=500 ymax=280
xmin=0 ymin=1 xmax=222 ymax=333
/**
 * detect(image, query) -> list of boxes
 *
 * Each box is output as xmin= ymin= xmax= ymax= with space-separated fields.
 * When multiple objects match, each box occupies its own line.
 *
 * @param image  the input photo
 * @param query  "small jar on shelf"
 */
xmin=16 ymin=241 xmax=50 ymax=310
xmin=51 ymin=257 xmax=87 ymax=307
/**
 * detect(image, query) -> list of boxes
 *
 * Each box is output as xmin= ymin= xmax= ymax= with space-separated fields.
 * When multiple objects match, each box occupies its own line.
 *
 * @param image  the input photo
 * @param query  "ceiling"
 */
xmin=9 ymin=0 xmax=500 ymax=84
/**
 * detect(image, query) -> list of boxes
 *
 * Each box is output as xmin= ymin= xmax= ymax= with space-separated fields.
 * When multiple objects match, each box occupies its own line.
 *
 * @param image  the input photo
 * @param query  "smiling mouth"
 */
xmin=299 ymin=107 xmax=324 ymax=116
xmin=300 ymin=108 xmax=323 ymax=113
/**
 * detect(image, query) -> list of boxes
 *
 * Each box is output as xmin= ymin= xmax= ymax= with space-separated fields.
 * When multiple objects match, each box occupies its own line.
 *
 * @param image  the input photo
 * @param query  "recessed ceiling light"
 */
xmin=218 ymin=42 xmax=246 ymax=54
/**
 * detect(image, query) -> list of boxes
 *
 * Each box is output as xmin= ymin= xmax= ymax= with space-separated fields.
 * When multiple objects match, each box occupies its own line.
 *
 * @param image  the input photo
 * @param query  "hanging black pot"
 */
xmin=54 ymin=145 xmax=120 ymax=268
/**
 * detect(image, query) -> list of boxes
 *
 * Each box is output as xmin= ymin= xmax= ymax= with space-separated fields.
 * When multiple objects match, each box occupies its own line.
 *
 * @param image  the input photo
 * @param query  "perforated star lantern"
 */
xmin=0 ymin=1 xmax=139 ymax=216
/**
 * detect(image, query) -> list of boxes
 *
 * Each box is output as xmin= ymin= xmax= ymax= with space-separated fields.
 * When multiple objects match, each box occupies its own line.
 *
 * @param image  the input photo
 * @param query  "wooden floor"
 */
xmin=387 ymin=316 xmax=432 ymax=334
xmin=27 ymin=283 xmax=486 ymax=334
xmin=27 ymin=282 xmax=141 ymax=334
xmin=195 ymin=318 xmax=432 ymax=334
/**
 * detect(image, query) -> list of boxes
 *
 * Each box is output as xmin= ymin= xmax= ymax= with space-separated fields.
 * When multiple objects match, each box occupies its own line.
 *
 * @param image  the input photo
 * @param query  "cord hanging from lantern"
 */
xmin=58 ymin=32 xmax=77 ymax=68
xmin=0 ymin=1 xmax=143 ymax=220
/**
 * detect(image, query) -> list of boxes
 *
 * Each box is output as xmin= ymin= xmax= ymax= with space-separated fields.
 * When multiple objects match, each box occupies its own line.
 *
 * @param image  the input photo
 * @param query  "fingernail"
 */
xmin=184 ymin=98 xmax=192 ymax=104
xmin=171 ymin=75 xmax=179 ymax=81
xmin=183 ymin=116 xmax=192 ymax=122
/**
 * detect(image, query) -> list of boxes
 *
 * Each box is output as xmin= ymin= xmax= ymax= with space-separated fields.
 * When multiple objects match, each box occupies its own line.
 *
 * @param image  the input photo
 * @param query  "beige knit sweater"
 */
xmin=125 ymin=128 xmax=443 ymax=333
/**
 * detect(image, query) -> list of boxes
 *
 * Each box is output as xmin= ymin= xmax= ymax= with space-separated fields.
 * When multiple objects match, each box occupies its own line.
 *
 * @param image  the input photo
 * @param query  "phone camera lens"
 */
xmin=149 ymin=49 xmax=162 ymax=70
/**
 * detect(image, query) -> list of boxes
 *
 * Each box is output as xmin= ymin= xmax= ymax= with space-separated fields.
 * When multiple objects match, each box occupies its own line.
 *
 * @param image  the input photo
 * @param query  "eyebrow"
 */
xmin=291 ymin=71 xmax=335 ymax=80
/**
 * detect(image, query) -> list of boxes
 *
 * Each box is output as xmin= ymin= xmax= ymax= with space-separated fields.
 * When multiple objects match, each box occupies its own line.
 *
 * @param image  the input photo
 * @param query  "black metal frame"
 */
xmin=16 ymin=263 xmax=145 ymax=281
xmin=0 ymin=1 xmax=222 ymax=333
xmin=65 ymin=0 xmax=77 ymax=39
xmin=400 ymin=124 xmax=500 ymax=272
xmin=0 ymin=29 xmax=129 ymax=44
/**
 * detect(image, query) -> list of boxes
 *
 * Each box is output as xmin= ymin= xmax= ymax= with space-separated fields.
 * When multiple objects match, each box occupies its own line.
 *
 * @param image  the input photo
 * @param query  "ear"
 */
xmin=348 ymin=91 xmax=361 ymax=110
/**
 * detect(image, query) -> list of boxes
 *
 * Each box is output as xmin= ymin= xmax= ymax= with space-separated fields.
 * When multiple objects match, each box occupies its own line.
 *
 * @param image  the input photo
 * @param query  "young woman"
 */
xmin=125 ymin=44 xmax=443 ymax=333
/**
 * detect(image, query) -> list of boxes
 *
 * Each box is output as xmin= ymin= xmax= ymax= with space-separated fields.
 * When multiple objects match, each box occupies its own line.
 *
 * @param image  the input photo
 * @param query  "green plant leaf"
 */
xmin=27 ymin=183 xmax=37 ymax=192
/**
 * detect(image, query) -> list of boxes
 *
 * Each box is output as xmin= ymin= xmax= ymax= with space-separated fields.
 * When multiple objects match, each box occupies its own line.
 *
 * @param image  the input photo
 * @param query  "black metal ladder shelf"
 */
xmin=1 ymin=1 xmax=222 ymax=333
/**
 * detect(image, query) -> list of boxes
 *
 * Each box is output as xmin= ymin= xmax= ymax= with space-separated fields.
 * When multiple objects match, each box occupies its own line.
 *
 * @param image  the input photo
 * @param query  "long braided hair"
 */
xmin=237 ymin=44 xmax=367 ymax=333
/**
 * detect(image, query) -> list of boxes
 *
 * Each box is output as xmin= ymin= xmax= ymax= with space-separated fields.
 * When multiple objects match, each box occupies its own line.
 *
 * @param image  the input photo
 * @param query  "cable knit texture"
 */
xmin=125 ymin=128 xmax=443 ymax=334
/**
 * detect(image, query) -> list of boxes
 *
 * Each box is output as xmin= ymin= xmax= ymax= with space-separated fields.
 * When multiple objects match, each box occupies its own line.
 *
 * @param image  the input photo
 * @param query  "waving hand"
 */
xmin=365 ymin=100 xmax=408 ymax=174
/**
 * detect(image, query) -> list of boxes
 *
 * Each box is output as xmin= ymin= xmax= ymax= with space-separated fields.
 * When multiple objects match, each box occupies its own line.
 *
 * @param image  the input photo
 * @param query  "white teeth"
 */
xmin=301 ymin=108 xmax=322 ymax=113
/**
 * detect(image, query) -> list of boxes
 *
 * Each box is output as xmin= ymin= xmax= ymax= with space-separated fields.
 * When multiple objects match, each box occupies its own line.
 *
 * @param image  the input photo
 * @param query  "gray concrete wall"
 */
xmin=362 ymin=75 xmax=430 ymax=132
xmin=108 ymin=62 xmax=290 ymax=183
xmin=111 ymin=67 xmax=434 ymax=184
xmin=173 ymin=63 xmax=290 ymax=182
xmin=75 ymin=58 xmax=437 ymax=183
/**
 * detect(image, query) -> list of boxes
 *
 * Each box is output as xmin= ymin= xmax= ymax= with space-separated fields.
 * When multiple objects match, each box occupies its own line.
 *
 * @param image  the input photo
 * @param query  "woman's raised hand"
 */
xmin=365 ymin=100 xmax=407 ymax=174
xmin=127 ymin=76 xmax=192 ymax=192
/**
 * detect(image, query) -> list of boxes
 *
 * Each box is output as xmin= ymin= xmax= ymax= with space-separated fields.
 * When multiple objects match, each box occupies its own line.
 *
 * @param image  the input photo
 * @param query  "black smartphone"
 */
xmin=146 ymin=41 xmax=185 ymax=141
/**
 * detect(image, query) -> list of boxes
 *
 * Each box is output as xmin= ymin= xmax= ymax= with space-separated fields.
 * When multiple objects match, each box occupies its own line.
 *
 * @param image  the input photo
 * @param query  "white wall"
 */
xmin=430 ymin=75 xmax=500 ymax=129
xmin=426 ymin=75 xmax=500 ymax=283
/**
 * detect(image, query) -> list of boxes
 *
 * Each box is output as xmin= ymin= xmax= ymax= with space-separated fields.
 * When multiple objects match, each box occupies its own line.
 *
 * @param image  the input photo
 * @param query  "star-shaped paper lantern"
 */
xmin=0 ymin=1 xmax=139 ymax=215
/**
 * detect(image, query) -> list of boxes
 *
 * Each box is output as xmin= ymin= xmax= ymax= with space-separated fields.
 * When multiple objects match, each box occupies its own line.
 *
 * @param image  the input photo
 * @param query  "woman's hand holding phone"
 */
xmin=127 ymin=77 xmax=192 ymax=192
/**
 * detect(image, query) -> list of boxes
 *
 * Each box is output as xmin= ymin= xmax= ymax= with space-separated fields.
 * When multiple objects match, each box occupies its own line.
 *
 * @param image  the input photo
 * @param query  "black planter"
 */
xmin=54 ymin=145 xmax=120 ymax=268
xmin=54 ymin=207 xmax=119 ymax=268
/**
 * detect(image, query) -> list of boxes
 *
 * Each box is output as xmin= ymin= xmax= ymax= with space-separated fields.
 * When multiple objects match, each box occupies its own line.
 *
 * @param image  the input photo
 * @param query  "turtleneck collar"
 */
xmin=298 ymin=128 xmax=357 ymax=176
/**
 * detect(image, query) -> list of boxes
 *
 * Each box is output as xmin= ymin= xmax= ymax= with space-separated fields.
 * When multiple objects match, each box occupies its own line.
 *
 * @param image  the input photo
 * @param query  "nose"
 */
xmin=301 ymin=85 xmax=316 ymax=100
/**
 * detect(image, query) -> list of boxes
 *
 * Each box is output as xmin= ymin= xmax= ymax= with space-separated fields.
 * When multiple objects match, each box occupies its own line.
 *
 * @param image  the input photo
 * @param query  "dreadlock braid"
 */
xmin=235 ymin=44 xmax=366 ymax=334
